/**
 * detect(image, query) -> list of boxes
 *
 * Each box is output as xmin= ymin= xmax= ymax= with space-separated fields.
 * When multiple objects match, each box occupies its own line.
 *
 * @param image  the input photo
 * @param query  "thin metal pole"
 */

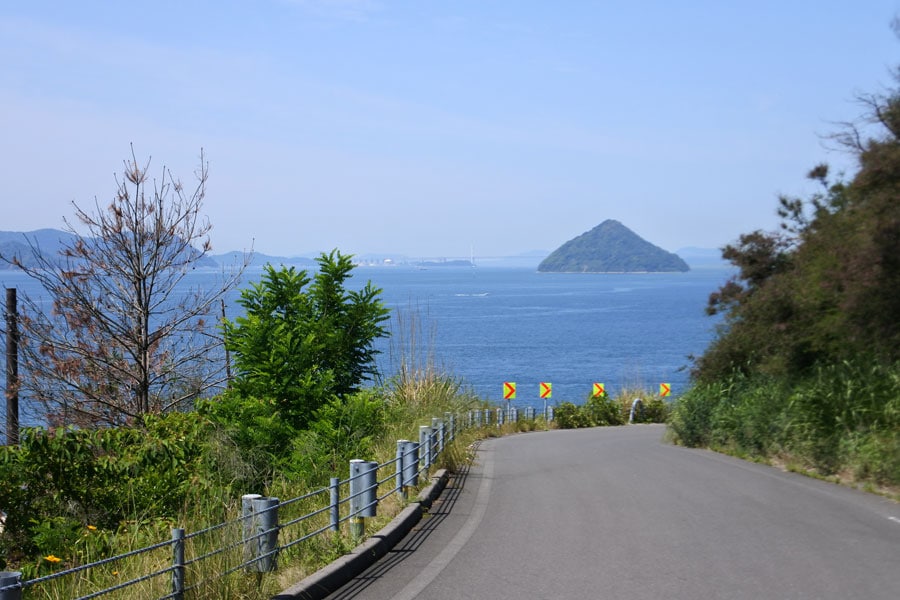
xmin=5 ymin=288 xmax=19 ymax=446
xmin=171 ymin=528 xmax=185 ymax=600
xmin=396 ymin=440 xmax=405 ymax=499
xmin=330 ymin=477 xmax=340 ymax=532
xmin=419 ymin=426 xmax=431 ymax=472
xmin=221 ymin=299 xmax=232 ymax=386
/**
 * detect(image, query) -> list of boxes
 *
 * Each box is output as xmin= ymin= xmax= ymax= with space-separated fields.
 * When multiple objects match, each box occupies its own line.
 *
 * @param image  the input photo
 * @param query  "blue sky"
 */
xmin=1 ymin=1 xmax=897 ymax=258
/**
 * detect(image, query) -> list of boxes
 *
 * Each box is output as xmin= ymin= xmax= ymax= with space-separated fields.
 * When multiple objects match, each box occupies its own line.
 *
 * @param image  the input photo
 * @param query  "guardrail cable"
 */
xmin=9 ymin=409 xmax=533 ymax=598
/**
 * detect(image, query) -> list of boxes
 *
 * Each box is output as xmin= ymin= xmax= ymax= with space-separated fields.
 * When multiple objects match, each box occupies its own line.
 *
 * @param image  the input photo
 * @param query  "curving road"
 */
xmin=324 ymin=425 xmax=900 ymax=599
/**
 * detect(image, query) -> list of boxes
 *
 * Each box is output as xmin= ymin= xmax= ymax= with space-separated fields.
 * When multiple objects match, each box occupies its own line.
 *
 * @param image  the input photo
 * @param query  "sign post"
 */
xmin=540 ymin=382 xmax=552 ymax=417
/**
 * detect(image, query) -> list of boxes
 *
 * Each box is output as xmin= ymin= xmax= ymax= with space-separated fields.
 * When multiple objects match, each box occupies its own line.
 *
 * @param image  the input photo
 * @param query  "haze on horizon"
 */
xmin=1 ymin=1 xmax=897 ymax=259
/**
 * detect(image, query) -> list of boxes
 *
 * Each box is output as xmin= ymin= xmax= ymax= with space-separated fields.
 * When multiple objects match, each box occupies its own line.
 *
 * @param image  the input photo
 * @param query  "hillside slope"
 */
xmin=538 ymin=220 xmax=690 ymax=273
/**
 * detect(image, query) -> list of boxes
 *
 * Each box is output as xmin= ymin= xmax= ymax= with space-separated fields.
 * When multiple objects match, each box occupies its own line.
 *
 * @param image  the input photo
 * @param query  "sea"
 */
xmin=0 ymin=262 xmax=732 ymax=425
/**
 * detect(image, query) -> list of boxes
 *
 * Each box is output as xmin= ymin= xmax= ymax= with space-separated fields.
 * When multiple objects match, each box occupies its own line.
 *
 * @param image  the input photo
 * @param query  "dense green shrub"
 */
xmin=669 ymin=360 xmax=900 ymax=485
xmin=581 ymin=394 xmax=625 ymax=426
xmin=197 ymin=392 xmax=299 ymax=489
xmin=667 ymin=385 xmax=722 ymax=447
xmin=841 ymin=430 xmax=900 ymax=484
xmin=553 ymin=392 xmax=669 ymax=429
xmin=636 ymin=397 xmax=670 ymax=423
xmin=296 ymin=390 xmax=392 ymax=479
xmin=0 ymin=413 xmax=224 ymax=566
xmin=554 ymin=402 xmax=590 ymax=429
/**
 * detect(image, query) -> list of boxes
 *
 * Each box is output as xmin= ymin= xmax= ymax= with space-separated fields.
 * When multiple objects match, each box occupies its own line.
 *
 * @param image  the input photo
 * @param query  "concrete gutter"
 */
xmin=273 ymin=469 xmax=450 ymax=600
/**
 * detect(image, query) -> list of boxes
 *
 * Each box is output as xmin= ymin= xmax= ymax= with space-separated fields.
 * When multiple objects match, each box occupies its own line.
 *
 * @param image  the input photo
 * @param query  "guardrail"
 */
xmin=0 ymin=407 xmax=551 ymax=600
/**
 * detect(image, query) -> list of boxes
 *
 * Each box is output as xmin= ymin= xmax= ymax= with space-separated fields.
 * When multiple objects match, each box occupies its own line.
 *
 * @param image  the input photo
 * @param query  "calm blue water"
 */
xmin=1 ymin=265 xmax=730 ymax=422
xmin=363 ymin=266 xmax=728 ymax=406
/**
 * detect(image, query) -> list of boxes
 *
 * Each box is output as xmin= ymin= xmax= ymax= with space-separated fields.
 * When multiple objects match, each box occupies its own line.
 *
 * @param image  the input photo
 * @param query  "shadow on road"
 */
xmin=324 ymin=459 xmax=473 ymax=599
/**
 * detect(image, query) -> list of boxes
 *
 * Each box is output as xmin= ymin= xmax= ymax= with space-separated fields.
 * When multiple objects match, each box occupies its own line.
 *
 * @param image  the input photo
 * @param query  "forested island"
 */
xmin=538 ymin=220 xmax=690 ymax=273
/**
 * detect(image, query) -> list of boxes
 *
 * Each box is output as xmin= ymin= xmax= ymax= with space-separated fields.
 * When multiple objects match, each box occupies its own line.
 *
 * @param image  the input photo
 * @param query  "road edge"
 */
xmin=272 ymin=469 xmax=450 ymax=600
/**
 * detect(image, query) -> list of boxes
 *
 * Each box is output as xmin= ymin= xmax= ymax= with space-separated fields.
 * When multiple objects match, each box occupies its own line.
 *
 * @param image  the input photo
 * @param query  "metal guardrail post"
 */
xmin=241 ymin=493 xmax=262 ymax=569
xmin=171 ymin=528 xmax=185 ymax=600
xmin=251 ymin=497 xmax=279 ymax=573
xmin=349 ymin=459 xmax=365 ymax=540
xmin=444 ymin=412 xmax=454 ymax=442
xmin=329 ymin=477 xmax=340 ymax=532
xmin=431 ymin=417 xmax=443 ymax=456
xmin=397 ymin=440 xmax=418 ymax=500
xmin=349 ymin=460 xmax=377 ymax=541
xmin=419 ymin=426 xmax=431 ymax=472
xmin=395 ymin=440 xmax=406 ymax=499
xmin=0 ymin=571 xmax=22 ymax=600
xmin=430 ymin=419 xmax=441 ymax=463
xmin=403 ymin=440 xmax=419 ymax=489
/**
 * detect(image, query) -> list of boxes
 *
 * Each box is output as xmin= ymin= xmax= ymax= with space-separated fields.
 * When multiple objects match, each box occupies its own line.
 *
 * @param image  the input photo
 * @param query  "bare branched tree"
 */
xmin=1 ymin=147 xmax=247 ymax=426
xmin=825 ymin=20 xmax=900 ymax=156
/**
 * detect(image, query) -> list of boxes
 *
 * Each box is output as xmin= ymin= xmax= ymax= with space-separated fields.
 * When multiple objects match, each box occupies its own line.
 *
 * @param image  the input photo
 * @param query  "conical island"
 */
xmin=538 ymin=220 xmax=690 ymax=273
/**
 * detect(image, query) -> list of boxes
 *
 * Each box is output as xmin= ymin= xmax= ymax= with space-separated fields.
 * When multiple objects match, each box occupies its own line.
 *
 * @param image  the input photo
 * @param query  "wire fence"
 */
xmin=0 ymin=406 xmax=551 ymax=600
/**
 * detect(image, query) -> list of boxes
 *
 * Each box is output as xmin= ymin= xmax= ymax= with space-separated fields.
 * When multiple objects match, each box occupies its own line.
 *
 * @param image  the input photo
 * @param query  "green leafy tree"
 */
xmin=223 ymin=251 xmax=390 ymax=428
xmin=695 ymin=64 xmax=900 ymax=383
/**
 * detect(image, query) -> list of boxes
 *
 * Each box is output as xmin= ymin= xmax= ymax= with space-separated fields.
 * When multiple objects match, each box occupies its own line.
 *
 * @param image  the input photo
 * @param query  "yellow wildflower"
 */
xmin=44 ymin=555 xmax=62 ymax=563
xmin=86 ymin=525 xmax=97 ymax=531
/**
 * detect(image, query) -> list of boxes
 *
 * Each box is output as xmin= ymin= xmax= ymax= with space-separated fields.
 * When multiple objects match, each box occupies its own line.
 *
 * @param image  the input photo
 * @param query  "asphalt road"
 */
xmin=324 ymin=425 xmax=900 ymax=599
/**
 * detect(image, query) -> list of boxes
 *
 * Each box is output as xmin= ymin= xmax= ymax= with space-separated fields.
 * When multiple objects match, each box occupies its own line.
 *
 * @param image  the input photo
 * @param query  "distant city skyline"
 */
xmin=2 ymin=1 xmax=897 ymax=258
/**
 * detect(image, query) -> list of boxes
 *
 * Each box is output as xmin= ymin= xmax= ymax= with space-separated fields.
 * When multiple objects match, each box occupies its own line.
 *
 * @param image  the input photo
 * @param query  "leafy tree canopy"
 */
xmin=696 ymin=75 xmax=900 ymax=382
xmin=223 ymin=251 xmax=390 ymax=428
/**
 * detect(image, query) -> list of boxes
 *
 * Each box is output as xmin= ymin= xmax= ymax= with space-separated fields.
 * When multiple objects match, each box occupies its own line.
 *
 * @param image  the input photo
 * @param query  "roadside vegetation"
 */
xmin=0 ymin=149 xmax=489 ymax=596
xmin=554 ymin=390 xmax=669 ymax=429
xmin=668 ymin=61 xmax=900 ymax=494
xmin=0 ymin=240 xmax=486 ymax=595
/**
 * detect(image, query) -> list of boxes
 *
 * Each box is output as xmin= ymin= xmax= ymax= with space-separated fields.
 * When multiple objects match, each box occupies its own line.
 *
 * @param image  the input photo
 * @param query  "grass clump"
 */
xmin=668 ymin=359 xmax=900 ymax=493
